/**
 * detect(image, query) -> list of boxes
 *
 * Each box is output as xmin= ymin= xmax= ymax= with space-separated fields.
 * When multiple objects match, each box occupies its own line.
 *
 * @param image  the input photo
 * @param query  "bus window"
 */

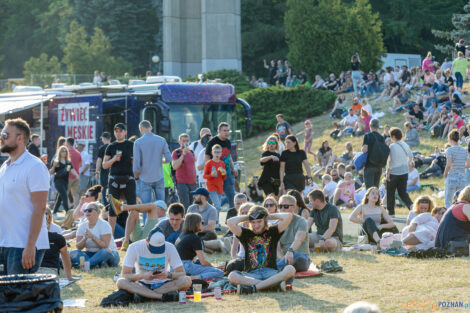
xmin=168 ymin=104 xmax=204 ymax=142
xmin=206 ymin=104 xmax=236 ymax=139
xmin=142 ymin=107 xmax=160 ymax=135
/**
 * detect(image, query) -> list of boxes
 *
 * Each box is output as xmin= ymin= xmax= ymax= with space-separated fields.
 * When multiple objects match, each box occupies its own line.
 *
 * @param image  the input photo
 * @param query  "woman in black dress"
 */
xmin=279 ymin=135 xmax=311 ymax=193
xmin=258 ymin=135 xmax=281 ymax=196
xmin=50 ymin=146 xmax=78 ymax=213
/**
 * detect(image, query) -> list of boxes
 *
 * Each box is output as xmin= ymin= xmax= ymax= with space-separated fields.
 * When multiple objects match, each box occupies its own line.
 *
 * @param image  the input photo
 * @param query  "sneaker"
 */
xmin=279 ymin=281 xmax=287 ymax=292
xmin=329 ymin=260 xmax=343 ymax=272
xmin=109 ymin=195 xmax=124 ymax=215
xmin=320 ymin=261 xmax=334 ymax=273
xmin=237 ymin=284 xmax=256 ymax=295
xmin=162 ymin=291 xmax=179 ymax=302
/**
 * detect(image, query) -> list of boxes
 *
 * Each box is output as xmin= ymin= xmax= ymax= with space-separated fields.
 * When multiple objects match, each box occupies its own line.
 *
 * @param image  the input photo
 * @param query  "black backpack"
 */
xmin=366 ymin=132 xmax=389 ymax=168
xmin=100 ymin=289 xmax=134 ymax=307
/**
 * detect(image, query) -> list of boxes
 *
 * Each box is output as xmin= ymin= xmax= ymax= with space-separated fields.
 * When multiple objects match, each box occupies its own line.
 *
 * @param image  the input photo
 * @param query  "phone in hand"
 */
xmin=153 ymin=270 xmax=162 ymax=275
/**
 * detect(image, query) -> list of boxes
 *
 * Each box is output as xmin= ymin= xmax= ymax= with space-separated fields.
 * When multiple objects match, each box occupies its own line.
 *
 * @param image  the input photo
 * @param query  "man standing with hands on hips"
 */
xmin=0 ymin=118 xmax=50 ymax=274
xmin=103 ymin=123 xmax=136 ymax=241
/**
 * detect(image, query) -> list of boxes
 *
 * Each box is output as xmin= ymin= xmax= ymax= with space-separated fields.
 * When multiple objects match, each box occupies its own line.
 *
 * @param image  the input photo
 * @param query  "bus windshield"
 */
xmin=168 ymin=104 xmax=237 ymax=142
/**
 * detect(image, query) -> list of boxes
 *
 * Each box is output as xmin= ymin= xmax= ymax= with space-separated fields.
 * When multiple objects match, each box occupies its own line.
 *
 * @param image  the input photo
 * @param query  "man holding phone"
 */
xmin=117 ymin=229 xmax=191 ymax=301
xmin=172 ymin=133 xmax=197 ymax=209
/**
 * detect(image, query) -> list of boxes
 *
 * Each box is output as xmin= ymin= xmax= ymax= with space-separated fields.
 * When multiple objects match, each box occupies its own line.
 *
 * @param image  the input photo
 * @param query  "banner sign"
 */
xmin=57 ymin=102 xmax=96 ymax=142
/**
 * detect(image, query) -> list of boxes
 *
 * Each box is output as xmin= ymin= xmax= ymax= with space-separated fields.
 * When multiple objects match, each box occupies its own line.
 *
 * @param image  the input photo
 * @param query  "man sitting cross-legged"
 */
xmin=227 ymin=205 xmax=296 ymax=294
xmin=116 ymin=228 xmax=192 ymax=302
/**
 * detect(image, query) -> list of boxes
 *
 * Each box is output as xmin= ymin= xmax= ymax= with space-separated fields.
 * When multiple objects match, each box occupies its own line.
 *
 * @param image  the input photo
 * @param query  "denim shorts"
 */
xmin=235 ymin=267 xmax=279 ymax=280
xmin=139 ymin=279 xmax=170 ymax=290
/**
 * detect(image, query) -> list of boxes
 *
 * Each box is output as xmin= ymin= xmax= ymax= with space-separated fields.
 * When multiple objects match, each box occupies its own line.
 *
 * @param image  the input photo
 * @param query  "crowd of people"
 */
xmin=2 ymin=43 xmax=470 ymax=311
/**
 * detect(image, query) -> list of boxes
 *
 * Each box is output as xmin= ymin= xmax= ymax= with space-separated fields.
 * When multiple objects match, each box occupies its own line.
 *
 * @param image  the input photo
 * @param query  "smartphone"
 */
xmin=153 ymin=270 xmax=162 ymax=275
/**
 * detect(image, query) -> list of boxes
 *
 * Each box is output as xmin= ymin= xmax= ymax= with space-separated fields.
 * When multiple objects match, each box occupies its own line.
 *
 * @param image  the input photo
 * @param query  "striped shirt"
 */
xmin=446 ymin=145 xmax=469 ymax=178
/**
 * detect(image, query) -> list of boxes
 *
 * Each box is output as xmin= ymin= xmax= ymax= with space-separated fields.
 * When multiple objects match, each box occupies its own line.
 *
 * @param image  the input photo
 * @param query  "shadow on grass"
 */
xmin=308 ymin=274 xmax=360 ymax=291
xmin=130 ymin=301 xmax=208 ymax=312
xmin=266 ymin=289 xmax=346 ymax=312
xmin=336 ymin=251 xmax=378 ymax=263
xmin=60 ymin=283 xmax=85 ymax=297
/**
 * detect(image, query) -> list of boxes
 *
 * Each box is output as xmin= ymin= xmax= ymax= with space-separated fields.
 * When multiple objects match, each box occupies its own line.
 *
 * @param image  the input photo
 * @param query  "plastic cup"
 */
xmin=193 ymin=284 xmax=202 ymax=302
xmin=84 ymin=261 xmax=90 ymax=271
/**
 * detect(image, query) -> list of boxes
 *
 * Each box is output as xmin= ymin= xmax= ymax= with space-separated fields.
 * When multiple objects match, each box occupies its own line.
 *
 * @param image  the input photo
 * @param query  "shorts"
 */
xmin=234 ymin=267 xmax=279 ymax=280
xmin=139 ymin=279 xmax=171 ymax=290
xmin=309 ymin=232 xmax=343 ymax=251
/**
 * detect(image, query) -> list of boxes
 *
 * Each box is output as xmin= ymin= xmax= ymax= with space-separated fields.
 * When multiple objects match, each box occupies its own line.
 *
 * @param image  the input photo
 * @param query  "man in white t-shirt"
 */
xmin=321 ymin=174 xmax=337 ymax=202
xmin=77 ymin=143 xmax=91 ymax=194
xmin=117 ymin=229 xmax=191 ymax=301
xmin=0 ymin=118 xmax=50 ymax=274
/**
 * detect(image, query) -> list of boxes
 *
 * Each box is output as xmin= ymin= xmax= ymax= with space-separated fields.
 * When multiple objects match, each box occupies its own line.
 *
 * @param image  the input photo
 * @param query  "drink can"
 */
xmin=179 ymin=291 xmax=186 ymax=303
xmin=353 ymin=243 xmax=359 ymax=251
xmin=371 ymin=245 xmax=376 ymax=254
xmin=215 ymin=286 xmax=222 ymax=300
xmin=79 ymin=256 xmax=85 ymax=269
xmin=84 ymin=261 xmax=90 ymax=271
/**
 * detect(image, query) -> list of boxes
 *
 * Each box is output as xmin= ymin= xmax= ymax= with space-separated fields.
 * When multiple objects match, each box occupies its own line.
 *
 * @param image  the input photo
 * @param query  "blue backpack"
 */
xmin=353 ymin=152 xmax=368 ymax=171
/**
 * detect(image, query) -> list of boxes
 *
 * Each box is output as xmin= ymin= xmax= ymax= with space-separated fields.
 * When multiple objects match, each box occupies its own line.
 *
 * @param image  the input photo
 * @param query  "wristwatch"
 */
xmin=287 ymin=247 xmax=294 ymax=253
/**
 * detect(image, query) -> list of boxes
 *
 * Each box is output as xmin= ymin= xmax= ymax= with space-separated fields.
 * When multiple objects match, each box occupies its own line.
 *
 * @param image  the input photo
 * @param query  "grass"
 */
xmin=62 ymin=87 xmax=470 ymax=312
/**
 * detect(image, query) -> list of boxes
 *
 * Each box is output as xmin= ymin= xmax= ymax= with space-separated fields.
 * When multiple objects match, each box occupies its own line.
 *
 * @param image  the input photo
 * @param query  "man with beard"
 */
xmin=186 ymin=188 xmax=217 ymax=241
xmin=0 ymin=118 xmax=50 ymax=274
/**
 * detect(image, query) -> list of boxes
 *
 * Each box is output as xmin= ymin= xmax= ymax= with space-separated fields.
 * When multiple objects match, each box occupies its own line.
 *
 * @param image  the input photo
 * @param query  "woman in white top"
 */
xmin=406 ymin=196 xmax=435 ymax=225
xmin=385 ymin=127 xmax=414 ymax=216
xmin=226 ymin=202 xmax=254 ymax=274
xmin=69 ymin=202 xmax=120 ymax=268
xmin=401 ymin=206 xmax=446 ymax=250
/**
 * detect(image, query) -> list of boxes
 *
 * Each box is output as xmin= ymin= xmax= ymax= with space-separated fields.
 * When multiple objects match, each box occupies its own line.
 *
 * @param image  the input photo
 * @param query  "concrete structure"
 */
xmin=163 ymin=0 xmax=241 ymax=78
xmin=381 ymin=53 xmax=422 ymax=70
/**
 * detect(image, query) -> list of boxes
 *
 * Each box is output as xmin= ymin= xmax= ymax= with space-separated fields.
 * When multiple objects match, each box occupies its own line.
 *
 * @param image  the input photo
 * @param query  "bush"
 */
xmin=237 ymin=85 xmax=336 ymax=137
xmin=185 ymin=69 xmax=254 ymax=94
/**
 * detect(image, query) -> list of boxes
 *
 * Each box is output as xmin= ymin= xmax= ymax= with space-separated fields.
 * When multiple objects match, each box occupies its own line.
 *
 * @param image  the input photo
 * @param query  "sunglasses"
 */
xmin=267 ymin=141 xmax=277 ymax=145
xmin=85 ymin=194 xmax=93 ymax=198
xmin=248 ymin=212 xmax=267 ymax=220
xmin=1 ymin=132 xmax=21 ymax=140
xmin=84 ymin=208 xmax=95 ymax=213
xmin=279 ymin=204 xmax=293 ymax=209
xmin=264 ymin=203 xmax=276 ymax=207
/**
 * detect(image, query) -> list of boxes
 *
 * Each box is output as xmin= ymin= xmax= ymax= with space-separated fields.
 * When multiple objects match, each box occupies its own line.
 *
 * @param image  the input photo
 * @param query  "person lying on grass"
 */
xmin=227 ymin=206 xmax=295 ymax=294
xmin=117 ymin=229 xmax=191 ymax=302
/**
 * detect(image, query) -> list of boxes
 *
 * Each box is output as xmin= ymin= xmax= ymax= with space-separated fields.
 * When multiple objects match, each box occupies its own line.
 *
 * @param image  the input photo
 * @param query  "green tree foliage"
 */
xmin=369 ymin=0 xmax=467 ymax=58
xmin=63 ymin=21 xmax=132 ymax=75
xmin=72 ymin=0 xmax=159 ymax=75
xmin=433 ymin=1 xmax=470 ymax=55
xmin=241 ymin=0 xmax=288 ymax=78
xmin=237 ymin=85 xmax=336 ymax=137
xmin=285 ymin=0 xmax=385 ymax=77
xmin=23 ymin=53 xmax=62 ymax=86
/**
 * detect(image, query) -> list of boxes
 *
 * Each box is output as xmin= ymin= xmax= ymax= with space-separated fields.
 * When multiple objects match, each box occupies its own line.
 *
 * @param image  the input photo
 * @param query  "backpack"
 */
xmin=100 ymin=289 xmax=134 ymax=307
xmin=353 ymin=152 xmax=368 ymax=171
xmin=365 ymin=132 xmax=389 ymax=168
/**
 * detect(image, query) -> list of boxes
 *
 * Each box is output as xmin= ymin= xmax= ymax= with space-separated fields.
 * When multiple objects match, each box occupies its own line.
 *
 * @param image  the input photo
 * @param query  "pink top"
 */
xmin=422 ymin=58 xmax=434 ymax=73
xmin=423 ymin=72 xmax=435 ymax=84
xmin=339 ymin=182 xmax=355 ymax=203
xmin=452 ymin=202 xmax=469 ymax=222
xmin=454 ymin=115 xmax=465 ymax=129
xmin=362 ymin=115 xmax=371 ymax=132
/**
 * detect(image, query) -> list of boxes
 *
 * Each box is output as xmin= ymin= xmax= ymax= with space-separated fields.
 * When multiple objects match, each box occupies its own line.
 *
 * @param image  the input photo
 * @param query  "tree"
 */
xmin=23 ymin=53 xmax=62 ymax=86
xmin=285 ymin=0 xmax=385 ymax=77
xmin=433 ymin=1 xmax=470 ymax=55
xmin=62 ymin=20 xmax=90 ymax=74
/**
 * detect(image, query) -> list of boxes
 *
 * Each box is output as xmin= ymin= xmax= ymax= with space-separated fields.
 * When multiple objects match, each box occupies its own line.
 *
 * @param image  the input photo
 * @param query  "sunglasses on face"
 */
xmin=279 ymin=204 xmax=293 ymax=209
xmin=84 ymin=208 xmax=95 ymax=213
xmin=264 ymin=203 xmax=276 ymax=207
xmin=85 ymin=194 xmax=93 ymax=198
xmin=267 ymin=141 xmax=277 ymax=145
xmin=1 ymin=132 xmax=20 ymax=140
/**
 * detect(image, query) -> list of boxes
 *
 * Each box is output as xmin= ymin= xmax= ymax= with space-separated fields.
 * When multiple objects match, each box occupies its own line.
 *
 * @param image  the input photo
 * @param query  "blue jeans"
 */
xmin=277 ymin=251 xmax=311 ymax=272
xmin=140 ymin=179 xmax=165 ymax=224
xmin=223 ymin=175 xmax=235 ymax=208
xmin=209 ymin=191 xmax=223 ymax=223
xmin=235 ymin=267 xmax=279 ymax=280
xmin=445 ymin=176 xmax=467 ymax=208
xmin=406 ymin=185 xmax=420 ymax=192
xmin=182 ymin=260 xmax=224 ymax=280
xmin=114 ymin=222 xmax=125 ymax=239
xmin=456 ymin=72 xmax=463 ymax=89
xmin=70 ymin=249 xmax=120 ymax=268
xmin=352 ymin=70 xmax=363 ymax=93
xmin=0 ymin=247 xmax=46 ymax=275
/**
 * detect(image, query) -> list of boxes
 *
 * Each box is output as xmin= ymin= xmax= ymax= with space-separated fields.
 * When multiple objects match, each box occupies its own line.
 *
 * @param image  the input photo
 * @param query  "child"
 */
xmin=203 ymin=144 xmax=226 ymax=222
xmin=297 ymin=120 xmax=314 ymax=155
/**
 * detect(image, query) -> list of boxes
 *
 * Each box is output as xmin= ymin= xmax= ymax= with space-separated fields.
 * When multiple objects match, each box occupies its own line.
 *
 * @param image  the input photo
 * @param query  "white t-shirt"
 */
xmin=323 ymin=181 xmax=337 ymax=200
xmin=362 ymin=103 xmax=373 ymax=115
xmin=189 ymin=140 xmax=205 ymax=162
xmin=76 ymin=218 xmax=117 ymax=252
xmin=49 ymin=223 xmax=63 ymax=234
xmin=0 ymin=151 xmax=50 ymax=249
xmin=407 ymin=168 xmax=420 ymax=188
xmin=383 ymin=73 xmax=392 ymax=84
xmin=79 ymin=150 xmax=91 ymax=176
xmin=341 ymin=114 xmax=358 ymax=127
xmin=123 ymin=239 xmax=183 ymax=285
xmin=303 ymin=183 xmax=319 ymax=199
xmin=196 ymin=148 xmax=206 ymax=184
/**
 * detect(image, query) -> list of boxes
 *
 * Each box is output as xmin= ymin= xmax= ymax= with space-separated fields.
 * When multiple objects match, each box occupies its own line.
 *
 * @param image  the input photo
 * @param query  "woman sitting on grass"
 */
xmin=406 ymin=196 xmax=435 ymax=225
xmin=349 ymin=187 xmax=397 ymax=244
xmin=287 ymin=189 xmax=310 ymax=220
xmin=353 ymin=109 xmax=371 ymax=136
xmin=69 ymin=202 xmax=120 ymax=268
xmin=401 ymin=206 xmax=446 ymax=250
xmin=175 ymin=213 xmax=224 ymax=280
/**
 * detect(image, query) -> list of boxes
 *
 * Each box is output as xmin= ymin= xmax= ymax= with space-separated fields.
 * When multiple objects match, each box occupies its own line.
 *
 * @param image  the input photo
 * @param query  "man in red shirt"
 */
xmin=171 ymin=133 xmax=197 ymax=210
xmin=66 ymin=137 xmax=81 ymax=208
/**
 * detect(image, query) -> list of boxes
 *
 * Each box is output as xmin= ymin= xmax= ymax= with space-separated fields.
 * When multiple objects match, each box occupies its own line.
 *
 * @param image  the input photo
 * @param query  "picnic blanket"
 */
xmin=294 ymin=263 xmax=322 ymax=278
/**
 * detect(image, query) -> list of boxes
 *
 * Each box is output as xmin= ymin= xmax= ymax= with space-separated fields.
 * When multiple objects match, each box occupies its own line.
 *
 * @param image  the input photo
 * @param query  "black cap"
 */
xmin=114 ymin=123 xmax=126 ymax=131
xmin=190 ymin=187 xmax=209 ymax=198
xmin=101 ymin=132 xmax=111 ymax=139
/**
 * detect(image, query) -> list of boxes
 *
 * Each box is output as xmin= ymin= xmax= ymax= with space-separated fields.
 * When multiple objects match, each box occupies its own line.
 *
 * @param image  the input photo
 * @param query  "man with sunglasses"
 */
xmin=276 ymin=195 xmax=310 ymax=272
xmin=227 ymin=205 xmax=295 ymax=294
xmin=0 ymin=118 xmax=50 ymax=274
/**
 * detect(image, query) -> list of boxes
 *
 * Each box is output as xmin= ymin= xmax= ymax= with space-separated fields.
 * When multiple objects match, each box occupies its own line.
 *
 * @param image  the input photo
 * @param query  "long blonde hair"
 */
xmin=55 ymin=145 xmax=71 ymax=163
xmin=263 ymin=136 xmax=279 ymax=151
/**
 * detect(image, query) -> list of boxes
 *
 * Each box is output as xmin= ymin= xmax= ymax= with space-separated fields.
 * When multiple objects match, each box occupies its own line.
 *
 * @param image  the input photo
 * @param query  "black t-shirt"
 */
xmin=268 ymin=65 xmax=276 ymax=82
xmin=456 ymin=44 xmax=466 ymax=55
xmin=363 ymin=131 xmax=385 ymax=167
xmin=28 ymin=144 xmax=40 ymax=158
xmin=97 ymin=143 xmax=110 ymax=175
xmin=408 ymin=109 xmax=424 ymax=121
xmin=445 ymin=76 xmax=454 ymax=86
xmin=248 ymin=184 xmax=263 ymax=203
xmin=309 ymin=203 xmax=343 ymax=242
xmin=175 ymin=232 xmax=203 ymax=261
xmin=205 ymin=136 xmax=232 ymax=160
xmin=53 ymin=160 xmax=72 ymax=181
xmin=401 ymin=71 xmax=411 ymax=83
xmin=299 ymin=73 xmax=307 ymax=84
xmin=280 ymin=150 xmax=307 ymax=175
xmin=105 ymin=140 xmax=134 ymax=176
xmin=237 ymin=225 xmax=282 ymax=271
xmin=259 ymin=151 xmax=280 ymax=185
xmin=41 ymin=232 xmax=66 ymax=269
xmin=351 ymin=61 xmax=360 ymax=71
xmin=226 ymin=207 xmax=238 ymax=223
xmin=318 ymin=146 xmax=332 ymax=156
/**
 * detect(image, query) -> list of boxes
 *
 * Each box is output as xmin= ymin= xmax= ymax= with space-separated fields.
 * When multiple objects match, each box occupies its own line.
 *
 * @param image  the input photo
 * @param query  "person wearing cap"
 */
xmin=103 ymin=123 xmax=135 ymax=243
xmin=121 ymin=200 xmax=169 ymax=243
xmin=95 ymin=132 xmax=112 ymax=205
xmin=187 ymin=187 xmax=218 ymax=241
xmin=227 ymin=205 xmax=295 ymax=294
xmin=172 ymin=133 xmax=197 ymax=210
xmin=117 ymin=229 xmax=191 ymax=301
xmin=175 ymin=213 xmax=224 ymax=280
